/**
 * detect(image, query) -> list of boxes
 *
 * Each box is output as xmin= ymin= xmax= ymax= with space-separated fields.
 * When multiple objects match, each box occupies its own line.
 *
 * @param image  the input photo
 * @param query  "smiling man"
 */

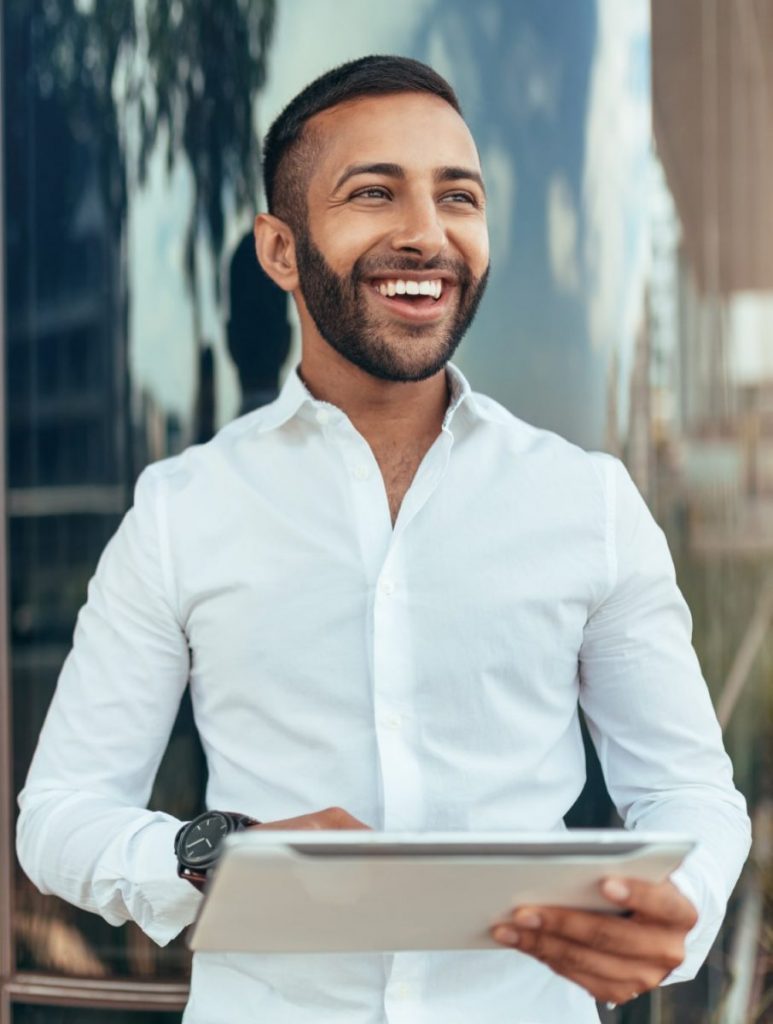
xmin=279 ymin=99 xmax=489 ymax=384
xmin=17 ymin=56 xmax=750 ymax=1024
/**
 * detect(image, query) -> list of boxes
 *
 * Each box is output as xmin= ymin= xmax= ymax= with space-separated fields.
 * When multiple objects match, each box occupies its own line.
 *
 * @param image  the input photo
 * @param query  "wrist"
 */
xmin=174 ymin=809 xmax=260 ymax=890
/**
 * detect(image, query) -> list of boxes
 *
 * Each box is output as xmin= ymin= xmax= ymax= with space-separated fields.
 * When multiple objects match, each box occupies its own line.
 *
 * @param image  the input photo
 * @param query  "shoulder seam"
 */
xmin=145 ymin=469 xmax=181 ymax=624
xmin=604 ymin=457 xmax=619 ymax=597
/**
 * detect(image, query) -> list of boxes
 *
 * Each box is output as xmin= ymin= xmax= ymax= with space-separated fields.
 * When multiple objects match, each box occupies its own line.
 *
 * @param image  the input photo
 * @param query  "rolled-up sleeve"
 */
xmin=16 ymin=465 xmax=202 ymax=946
xmin=580 ymin=456 xmax=752 ymax=982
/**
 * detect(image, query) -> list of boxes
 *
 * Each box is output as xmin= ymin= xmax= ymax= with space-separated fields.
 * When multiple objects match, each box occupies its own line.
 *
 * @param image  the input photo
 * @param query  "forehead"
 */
xmin=307 ymin=92 xmax=481 ymax=188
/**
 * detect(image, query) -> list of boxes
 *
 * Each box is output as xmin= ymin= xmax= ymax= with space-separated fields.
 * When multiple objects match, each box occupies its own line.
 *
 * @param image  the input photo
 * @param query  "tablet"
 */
xmin=188 ymin=829 xmax=694 ymax=954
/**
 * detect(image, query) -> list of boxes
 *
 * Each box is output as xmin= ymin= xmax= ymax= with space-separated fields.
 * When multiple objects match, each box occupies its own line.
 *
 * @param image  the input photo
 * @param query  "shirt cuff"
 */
xmin=662 ymin=848 xmax=726 ymax=984
xmin=93 ymin=814 xmax=203 ymax=947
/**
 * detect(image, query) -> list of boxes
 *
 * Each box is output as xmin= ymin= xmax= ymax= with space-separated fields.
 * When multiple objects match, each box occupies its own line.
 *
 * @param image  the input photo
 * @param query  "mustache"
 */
xmin=351 ymin=253 xmax=472 ymax=283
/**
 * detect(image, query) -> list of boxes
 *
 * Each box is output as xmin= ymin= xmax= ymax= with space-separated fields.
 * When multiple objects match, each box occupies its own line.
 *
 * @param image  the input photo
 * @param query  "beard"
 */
xmin=294 ymin=229 xmax=490 ymax=383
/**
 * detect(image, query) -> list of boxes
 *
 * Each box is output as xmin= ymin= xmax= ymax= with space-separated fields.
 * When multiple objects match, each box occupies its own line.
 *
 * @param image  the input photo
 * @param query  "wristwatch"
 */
xmin=174 ymin=809 xmax=260 ymax=890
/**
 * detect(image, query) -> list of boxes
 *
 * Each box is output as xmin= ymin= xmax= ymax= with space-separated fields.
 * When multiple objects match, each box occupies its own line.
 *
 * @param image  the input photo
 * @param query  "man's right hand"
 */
xmin=248 ymin=806 xmax=371 ymax=831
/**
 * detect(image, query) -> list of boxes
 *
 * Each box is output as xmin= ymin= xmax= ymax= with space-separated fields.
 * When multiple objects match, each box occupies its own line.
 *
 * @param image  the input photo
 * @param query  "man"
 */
xmin=17 ymin=56 xmax=750 ymax=1023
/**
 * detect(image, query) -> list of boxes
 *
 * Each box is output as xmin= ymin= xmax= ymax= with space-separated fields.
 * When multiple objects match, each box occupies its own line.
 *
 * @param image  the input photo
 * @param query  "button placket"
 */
xmin=384 ymin=951 xmax=424 ymax=1021
xmin=371 ymin=544 xmax=426 ymax=832
xmin=331 ymin=420 xmax=392 ymax=581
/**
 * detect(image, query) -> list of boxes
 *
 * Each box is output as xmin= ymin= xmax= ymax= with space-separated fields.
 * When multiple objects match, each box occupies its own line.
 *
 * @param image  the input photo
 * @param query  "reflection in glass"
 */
xmin=6 ymin=0 xmax=278 ymax=982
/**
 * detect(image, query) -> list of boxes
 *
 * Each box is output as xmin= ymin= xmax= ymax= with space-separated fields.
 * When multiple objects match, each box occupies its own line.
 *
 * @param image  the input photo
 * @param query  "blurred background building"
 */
xmin=0 ymin=1 xmax=770 ymax=1022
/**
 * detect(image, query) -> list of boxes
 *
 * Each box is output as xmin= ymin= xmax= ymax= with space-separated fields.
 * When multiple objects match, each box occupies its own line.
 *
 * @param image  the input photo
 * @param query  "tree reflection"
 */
xmin=7 ymin=0 xmax=276 ymax=983
xmin=139 ymin=0 xmax=275 ymax=340
xmin=14 ymin=0 xmax=276 ymax=402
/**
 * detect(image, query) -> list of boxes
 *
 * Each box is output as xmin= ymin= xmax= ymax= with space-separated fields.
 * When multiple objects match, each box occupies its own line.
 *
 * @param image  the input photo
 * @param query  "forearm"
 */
xmin=15 ymin=465 xmax=201 ymax=945
xmin=17 ymin=786 xmax=201 ymax=946
xmin=626 ymin=792 xmax=751 ymax=981
xmin=580 ymin=458 xmax=752 ymax=982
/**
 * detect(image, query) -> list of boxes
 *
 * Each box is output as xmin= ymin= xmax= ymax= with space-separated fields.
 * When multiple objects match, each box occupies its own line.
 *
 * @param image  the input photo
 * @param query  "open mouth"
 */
xmin=374 ymin=277 xmax=444 ymax=300
xmin=367 ymin=276 xmax=454 ymax=322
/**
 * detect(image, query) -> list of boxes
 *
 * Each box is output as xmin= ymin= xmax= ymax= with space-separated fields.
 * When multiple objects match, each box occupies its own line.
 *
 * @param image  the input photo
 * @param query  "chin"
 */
xmin=362 ymin=350 xmax=455 ymax=384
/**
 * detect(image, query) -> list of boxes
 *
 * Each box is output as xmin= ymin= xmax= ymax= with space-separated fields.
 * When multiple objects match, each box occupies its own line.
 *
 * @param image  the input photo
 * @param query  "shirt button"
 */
xmin=394 ymin=982 xmax=412 ymax=998
xmin=379 ymin=578 xmax=395 ymax=596
xmin=316 ymin=409 xmax=331 ymax=425
xmin=381 ymin=712 xmax=403 ymax=730
xmin=352 ymin=464 xmax=371 ymax=481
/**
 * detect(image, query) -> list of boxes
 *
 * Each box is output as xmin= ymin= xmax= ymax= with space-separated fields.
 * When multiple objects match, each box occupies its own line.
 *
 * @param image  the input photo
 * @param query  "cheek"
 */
xmin=315 ymin=218 xmax=385 ymax=278
xmin=455 ymin=223 xmax=490 ymax=279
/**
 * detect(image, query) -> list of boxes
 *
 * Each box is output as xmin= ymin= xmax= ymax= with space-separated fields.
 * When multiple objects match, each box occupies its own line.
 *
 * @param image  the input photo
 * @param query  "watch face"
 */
xmin=181 ymin=811 xmax=230 ymax=869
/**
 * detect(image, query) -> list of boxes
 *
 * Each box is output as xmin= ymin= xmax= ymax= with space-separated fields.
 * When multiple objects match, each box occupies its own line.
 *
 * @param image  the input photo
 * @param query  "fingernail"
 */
xmin=603 ymin=878 xmax=630 ymax=902
xmin=493 ymin=926 xmax=520 ymax=946
xmin=514 ymin=910 xmax=542 ymax=929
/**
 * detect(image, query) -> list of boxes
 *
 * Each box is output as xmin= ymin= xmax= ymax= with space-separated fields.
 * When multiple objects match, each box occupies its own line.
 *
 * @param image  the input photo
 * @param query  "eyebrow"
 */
xmin=333 ymin=162 xmax=486 ymax=196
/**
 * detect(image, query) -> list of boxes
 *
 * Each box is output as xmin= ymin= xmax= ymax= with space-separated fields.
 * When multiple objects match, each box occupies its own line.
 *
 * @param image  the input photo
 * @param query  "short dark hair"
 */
xmin=262 ymin=55 xmax=462 ymax=231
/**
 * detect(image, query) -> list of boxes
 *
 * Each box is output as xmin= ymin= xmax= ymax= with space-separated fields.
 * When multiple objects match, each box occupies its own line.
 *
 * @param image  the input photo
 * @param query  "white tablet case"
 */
xmin=188 ymin=830 xmax=694 ymax=954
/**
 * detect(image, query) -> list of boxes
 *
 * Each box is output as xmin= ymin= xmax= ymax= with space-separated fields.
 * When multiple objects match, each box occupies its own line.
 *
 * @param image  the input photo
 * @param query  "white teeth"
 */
xmin=373 ymin=278 xmax=444 ymax=299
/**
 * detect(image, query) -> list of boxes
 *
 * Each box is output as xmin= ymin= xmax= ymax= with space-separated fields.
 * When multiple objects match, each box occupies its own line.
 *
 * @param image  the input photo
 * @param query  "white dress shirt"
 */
xmin=17 ymin=364 xmax=751 ymax=1024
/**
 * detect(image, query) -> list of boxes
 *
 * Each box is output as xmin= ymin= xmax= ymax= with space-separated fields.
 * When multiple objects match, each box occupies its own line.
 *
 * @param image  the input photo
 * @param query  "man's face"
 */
xmin=294 ymin=92 xmax=490 ymax=382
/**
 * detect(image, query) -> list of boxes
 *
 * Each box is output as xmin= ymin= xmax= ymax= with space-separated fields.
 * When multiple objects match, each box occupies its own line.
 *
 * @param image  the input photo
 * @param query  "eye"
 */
xmin=351 ymin=186 xmax=391 ymax=201
xmin=441 ymin=191 xmax=479 ymax=206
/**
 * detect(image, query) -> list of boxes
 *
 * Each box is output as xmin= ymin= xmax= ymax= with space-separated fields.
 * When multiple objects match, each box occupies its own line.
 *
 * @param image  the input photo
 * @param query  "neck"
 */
xmin=298 ymin=344 xmax=450 ymax=451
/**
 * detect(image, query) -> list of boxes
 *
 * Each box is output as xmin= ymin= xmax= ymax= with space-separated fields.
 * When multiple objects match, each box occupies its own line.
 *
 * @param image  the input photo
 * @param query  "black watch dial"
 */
xmin=179 ymin=811 xmax=231 ymax=870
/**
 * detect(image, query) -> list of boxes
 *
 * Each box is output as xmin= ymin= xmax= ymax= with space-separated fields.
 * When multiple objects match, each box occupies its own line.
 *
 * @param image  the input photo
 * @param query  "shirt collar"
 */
xmin=253 ymin=362 xmax=481 ymax=435
xmin=252 ymin=366 xmax=314 ymax=434
xmin=442 ymin=362 xmax=480 ymax=430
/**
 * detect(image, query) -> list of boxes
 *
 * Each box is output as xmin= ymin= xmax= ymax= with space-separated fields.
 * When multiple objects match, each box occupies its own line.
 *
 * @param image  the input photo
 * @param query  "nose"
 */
xmin=389 ymin=192 xmax=446 ymax=260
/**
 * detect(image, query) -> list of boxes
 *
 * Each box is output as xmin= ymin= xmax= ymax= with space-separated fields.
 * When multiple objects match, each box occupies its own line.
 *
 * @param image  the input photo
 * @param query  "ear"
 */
xmin=254 ymin=213 xmax=299 ymax=292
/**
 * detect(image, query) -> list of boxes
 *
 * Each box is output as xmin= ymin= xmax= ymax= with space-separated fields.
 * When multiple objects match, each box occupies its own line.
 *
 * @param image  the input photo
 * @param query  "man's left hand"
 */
xmin=491 ymin=878 xmax=698 ymax=1006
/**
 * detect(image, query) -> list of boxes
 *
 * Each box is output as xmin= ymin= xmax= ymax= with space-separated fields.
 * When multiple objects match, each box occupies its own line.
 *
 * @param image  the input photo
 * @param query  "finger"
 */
xmin=560 ymin=969 xmax=644 ymax=1007
xmin=253 ymin=807 xmax=371 ymax=830
xmin=491 ymin=926 xmax=667 ymax=993
xmin=601 ymin=878 xmax=698 ymax=930
xmin=508 ymin=907 xmax=686 ymax=971
xmin=252 ymin=814 xmax=325 ymax=831
xmin=315 ymin=806 xmax=371 ymax=829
